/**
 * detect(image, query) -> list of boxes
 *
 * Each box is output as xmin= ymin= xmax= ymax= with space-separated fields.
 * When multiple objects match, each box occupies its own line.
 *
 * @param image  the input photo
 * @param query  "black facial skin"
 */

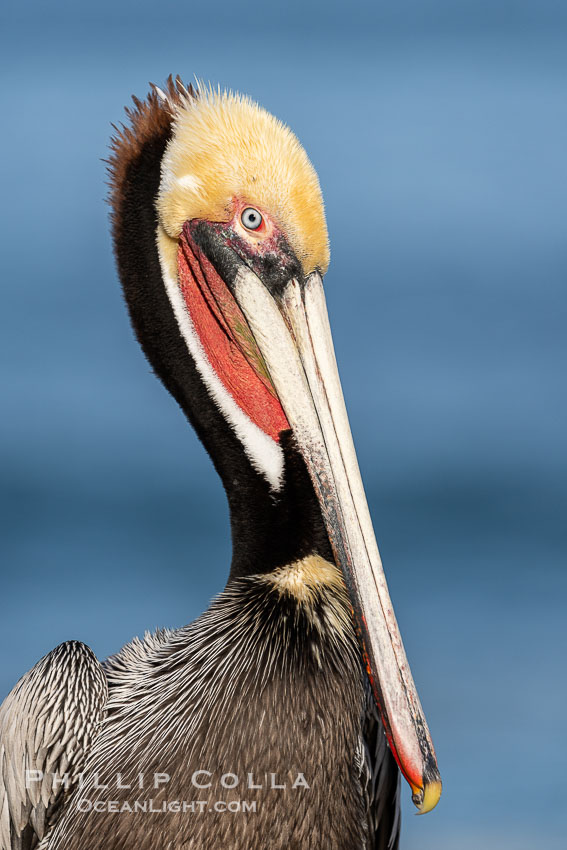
xmin=186 ymin=218 xmax=304 ymax=301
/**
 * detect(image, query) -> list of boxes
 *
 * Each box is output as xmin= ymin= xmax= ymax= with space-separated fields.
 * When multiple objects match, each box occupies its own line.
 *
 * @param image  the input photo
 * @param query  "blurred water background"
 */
xmin=1 ymin=2 xmax=566 ymax=847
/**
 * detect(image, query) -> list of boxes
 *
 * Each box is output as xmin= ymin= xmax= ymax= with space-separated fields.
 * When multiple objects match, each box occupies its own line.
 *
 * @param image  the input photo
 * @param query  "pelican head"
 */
xmin=109 ymin=77 xmax=441 ymax=814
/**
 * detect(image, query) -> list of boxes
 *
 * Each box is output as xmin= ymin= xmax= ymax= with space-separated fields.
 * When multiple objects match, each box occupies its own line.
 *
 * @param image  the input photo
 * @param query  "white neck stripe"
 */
xmin=157 ymin=246 xmax=285 ymax=492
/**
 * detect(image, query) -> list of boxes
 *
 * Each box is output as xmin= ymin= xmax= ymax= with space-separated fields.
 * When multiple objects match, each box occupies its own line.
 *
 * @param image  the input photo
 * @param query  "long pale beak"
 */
xmin=233 ymin=267 xmax=442 ymax=813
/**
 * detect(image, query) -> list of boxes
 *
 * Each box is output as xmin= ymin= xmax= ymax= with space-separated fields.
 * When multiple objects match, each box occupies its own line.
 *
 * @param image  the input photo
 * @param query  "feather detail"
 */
xmin=0 ymin=642 xmax=107 ymax=850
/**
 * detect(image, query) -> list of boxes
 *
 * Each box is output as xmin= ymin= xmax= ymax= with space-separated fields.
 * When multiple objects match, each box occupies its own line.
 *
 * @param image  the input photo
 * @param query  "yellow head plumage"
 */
xmin=156 ymin=88 xmax=330 ymax=276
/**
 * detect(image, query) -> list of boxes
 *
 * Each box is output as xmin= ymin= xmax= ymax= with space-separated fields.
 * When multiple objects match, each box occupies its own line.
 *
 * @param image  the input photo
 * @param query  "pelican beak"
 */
xmin=232 ymin=267 xmax=442 ymax=813
xmin=176 ymin=219 xmax=441 ymax=811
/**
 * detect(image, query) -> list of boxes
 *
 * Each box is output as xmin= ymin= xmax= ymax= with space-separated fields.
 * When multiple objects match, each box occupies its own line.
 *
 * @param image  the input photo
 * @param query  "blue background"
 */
xmin=1 ymin=2 xmax=566 ymax=847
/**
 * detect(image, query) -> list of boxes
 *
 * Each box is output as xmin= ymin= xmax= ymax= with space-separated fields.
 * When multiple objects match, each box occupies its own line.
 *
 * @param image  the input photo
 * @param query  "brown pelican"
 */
xmin=0 ymin=76 xmax=441 ymax=850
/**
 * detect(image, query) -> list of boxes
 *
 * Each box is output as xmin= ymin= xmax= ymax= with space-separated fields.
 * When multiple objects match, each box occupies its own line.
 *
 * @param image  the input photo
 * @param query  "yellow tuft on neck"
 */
xmin=265 ymin=555 xmax=345 ymax=603
xmin=156 ymin=88 xmax=330 ymax=275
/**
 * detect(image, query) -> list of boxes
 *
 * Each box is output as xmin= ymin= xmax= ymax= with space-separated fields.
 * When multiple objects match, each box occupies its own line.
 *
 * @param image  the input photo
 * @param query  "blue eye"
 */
xmin=241 ymin=207 xmax=263 ymax=231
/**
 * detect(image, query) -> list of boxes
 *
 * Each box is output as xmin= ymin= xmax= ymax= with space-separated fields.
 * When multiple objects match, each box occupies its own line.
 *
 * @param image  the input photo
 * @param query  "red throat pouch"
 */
xmin=177 ymin=230 xmax=290 ymax=442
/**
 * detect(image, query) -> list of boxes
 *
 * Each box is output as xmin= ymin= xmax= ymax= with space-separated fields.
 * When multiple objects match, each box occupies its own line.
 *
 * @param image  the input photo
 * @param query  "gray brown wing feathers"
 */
xmin=0 ymin=641 xmax=108 ymax=850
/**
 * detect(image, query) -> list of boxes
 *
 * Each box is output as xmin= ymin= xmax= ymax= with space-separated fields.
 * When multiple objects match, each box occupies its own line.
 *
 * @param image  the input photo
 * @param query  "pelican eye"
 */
xmin=241 ymin=207 xmax=263 ymax=231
